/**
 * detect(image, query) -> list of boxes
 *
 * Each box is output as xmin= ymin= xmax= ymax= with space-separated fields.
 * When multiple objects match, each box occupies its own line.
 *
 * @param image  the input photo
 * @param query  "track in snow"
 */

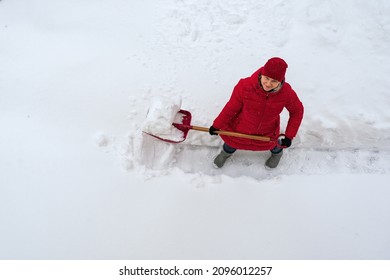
xmin=138 ymin=135 xmax=390 ymax=180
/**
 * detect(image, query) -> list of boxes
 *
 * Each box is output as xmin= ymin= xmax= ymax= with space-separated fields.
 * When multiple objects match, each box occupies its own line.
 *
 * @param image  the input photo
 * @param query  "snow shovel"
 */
xmin=143 ymin=109 xmax=285 ymax=146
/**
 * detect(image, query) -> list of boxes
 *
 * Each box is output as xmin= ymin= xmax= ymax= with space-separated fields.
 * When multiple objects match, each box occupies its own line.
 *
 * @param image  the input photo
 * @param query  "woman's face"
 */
xmin=260 ymin=75 xmax=281 ymax=91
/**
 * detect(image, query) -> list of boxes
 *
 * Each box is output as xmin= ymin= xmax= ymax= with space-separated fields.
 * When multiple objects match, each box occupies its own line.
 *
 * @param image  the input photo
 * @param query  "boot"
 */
xmin=265 ymin=150 xmax=283 ymax=168
xmin=213 ymin=150 xmax=232 ymax=168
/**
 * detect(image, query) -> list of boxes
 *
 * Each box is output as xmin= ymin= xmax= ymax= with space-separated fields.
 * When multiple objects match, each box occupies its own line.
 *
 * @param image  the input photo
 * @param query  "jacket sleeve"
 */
xmin=284 ymin=89 xmax=304 ymax=139
xmin=213 ymin=81 xmax=244 ymax=129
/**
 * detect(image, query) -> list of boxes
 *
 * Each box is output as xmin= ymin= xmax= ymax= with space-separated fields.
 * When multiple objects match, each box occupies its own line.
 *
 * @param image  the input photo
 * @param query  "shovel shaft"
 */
xmin=145 ymin=109 xmax=278 ymax=144
xmin=190 ymin=125 xmax=272 ymax=142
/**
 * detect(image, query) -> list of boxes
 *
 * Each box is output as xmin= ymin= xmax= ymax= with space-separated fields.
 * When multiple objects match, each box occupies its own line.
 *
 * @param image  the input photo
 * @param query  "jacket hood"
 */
xmin=250 ymin=67 xmax=263 ymax=88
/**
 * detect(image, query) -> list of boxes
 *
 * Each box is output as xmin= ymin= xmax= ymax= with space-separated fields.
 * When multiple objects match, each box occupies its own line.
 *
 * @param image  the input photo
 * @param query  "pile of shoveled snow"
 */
xmin=141 ymin=95 xmax=184 ymax=142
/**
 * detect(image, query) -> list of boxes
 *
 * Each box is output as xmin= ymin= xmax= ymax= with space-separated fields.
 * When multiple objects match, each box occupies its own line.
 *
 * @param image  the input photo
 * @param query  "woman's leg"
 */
xmin=213 ymin=143 xmax=237 ymax=168
xmin=223 ymin=143 xmax=237 ymax=154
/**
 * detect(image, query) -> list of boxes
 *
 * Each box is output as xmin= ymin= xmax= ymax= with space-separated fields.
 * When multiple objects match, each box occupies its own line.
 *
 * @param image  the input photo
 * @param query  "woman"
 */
xmin=209 ymin=57 xmax=304 ymax=168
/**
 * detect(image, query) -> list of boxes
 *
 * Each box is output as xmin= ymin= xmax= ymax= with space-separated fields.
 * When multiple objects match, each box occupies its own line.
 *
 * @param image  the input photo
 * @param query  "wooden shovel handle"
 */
xmin=190 ymin=125 xmax=272 ymax=142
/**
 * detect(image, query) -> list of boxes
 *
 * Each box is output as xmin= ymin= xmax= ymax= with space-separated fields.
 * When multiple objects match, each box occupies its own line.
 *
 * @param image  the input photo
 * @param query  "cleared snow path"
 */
xmin=131 ymin=135 xmax=390 ymax=181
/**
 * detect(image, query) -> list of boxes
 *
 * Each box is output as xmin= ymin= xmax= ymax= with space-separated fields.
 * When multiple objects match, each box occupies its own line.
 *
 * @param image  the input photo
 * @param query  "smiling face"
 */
xmin=260 ymin=75 xmax=281 ymax=92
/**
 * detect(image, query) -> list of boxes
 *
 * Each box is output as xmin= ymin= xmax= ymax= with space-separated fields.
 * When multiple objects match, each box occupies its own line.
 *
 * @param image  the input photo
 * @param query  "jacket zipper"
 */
xmin=256 ymin=92 xmax=270 ymax=133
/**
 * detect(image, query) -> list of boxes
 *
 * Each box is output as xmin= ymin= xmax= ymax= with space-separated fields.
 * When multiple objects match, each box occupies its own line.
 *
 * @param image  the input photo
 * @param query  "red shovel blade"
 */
xmin=142 ymin=109 xmax=193 ymax=143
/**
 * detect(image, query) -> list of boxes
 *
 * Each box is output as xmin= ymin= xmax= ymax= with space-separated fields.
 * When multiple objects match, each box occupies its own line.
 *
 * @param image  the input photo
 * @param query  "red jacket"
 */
xmin=213 ymin=67 xmax=304 ymax=151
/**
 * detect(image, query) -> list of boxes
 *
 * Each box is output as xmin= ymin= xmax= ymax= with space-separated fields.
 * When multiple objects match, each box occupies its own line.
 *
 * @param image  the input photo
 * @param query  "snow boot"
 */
xmin=265 ymin=150 xmax=283 ymax=168
xmin=213 ymin=150 xmax=232 ymax=168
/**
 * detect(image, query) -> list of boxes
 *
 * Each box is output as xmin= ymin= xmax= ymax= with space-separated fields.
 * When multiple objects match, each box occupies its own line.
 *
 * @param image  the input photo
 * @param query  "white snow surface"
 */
xmin=141 ymin=95 xmax=184 ymax=141
xmin=1 ymin=0 xmax=390 ymax=259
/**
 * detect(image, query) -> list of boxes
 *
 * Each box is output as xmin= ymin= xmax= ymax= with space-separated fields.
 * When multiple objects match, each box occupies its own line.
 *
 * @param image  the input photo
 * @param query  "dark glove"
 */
xmin=209 ymin=126 xmax=219 ymax=136
xmin=280 ymin=136 xmax=292 ymax=148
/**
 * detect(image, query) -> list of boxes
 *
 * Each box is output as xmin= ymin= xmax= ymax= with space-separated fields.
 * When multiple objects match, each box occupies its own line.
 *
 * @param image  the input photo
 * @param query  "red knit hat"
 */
xmin=262 ymin=57 xmax=288 ymax=82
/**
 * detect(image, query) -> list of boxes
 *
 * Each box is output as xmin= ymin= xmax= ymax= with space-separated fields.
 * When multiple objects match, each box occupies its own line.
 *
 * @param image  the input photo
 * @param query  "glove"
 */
xmin=280 ymin=136 xmax=292 ymax=148
xmin=209 ymin=126 xmax=219 ymax=136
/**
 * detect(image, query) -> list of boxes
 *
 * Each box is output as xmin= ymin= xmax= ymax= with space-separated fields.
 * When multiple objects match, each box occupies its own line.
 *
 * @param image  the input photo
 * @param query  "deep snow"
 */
xmin=1 ymin=0 xmax=390 ymax=259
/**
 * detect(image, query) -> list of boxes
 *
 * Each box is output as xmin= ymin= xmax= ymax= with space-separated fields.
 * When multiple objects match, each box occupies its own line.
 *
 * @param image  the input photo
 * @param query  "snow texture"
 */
xmin=1 ymin=0 xmax=390 ymax=260
xmin=141 ymin=95 xmax=184 ymax=141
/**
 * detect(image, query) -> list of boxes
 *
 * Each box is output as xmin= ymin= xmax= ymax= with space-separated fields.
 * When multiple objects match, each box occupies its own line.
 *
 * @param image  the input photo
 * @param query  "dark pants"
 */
xmin=222 ymin=142 xmax=282 ymax=154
